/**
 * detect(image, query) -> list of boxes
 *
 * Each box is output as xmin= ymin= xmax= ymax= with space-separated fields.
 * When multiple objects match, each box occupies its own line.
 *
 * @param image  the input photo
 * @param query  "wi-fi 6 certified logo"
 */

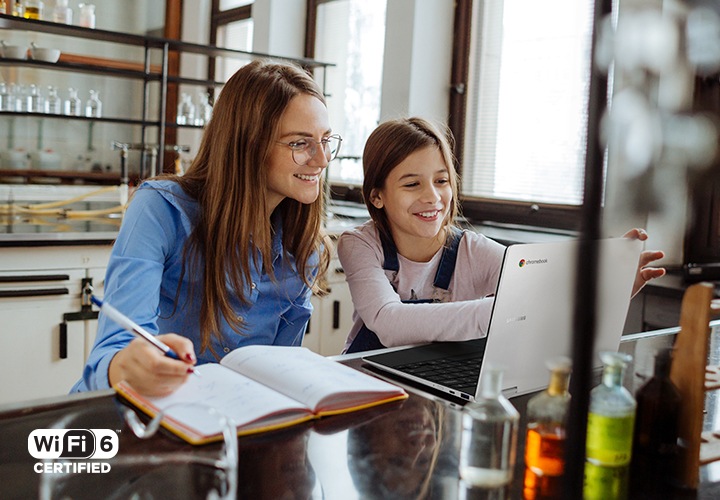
xmin=28 ymin=429 xmax=119 ymax=459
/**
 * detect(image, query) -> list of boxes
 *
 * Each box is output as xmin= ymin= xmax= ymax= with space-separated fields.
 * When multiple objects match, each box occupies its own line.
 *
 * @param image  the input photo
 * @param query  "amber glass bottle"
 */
xmin=523 ymin=356 xmax=572 ymax=499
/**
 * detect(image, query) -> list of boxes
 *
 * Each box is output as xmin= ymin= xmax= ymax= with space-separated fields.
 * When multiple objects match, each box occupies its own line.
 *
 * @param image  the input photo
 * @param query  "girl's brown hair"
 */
xmin=171 ymin=60 xmax=330 ymax=356
xmin=361 ymin=117 xmax=460 ymax=243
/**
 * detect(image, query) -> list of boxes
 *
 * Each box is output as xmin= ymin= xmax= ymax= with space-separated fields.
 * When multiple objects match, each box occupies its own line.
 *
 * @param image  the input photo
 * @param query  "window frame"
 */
xmin=307 ymin=0 xmax=586 ymax=230
xmin=209 ymin=0 xmax=253 ymax=87
xmin=449 ymin=0 xmax=583 ymax=231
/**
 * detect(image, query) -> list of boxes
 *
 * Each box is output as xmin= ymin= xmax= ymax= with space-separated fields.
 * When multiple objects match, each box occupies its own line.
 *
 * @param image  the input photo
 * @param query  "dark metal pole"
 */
xmin=563 ymin=0 xmax=612 ymax=497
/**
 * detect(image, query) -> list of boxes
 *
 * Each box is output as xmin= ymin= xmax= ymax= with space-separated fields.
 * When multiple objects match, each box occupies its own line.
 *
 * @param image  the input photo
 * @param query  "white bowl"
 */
xmin=29 ymin=46 xmax=61 ymax=63
xmin=1 ymin=45 xmax=28 ymax=60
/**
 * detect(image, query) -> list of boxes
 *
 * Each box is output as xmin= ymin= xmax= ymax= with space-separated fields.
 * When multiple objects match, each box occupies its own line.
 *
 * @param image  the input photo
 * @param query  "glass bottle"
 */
xmin=583 ymin=351 xmax=636 ymax=500
xmin=630 ymin=347 xmax=681 ymax=495
xmin=12 ymin=0 xmax=24 ymax=17
xmin=176 ymin=92 xmax=194 ymax=125
xmin=0 ymin=82 xmax=11 ymax=112
xmin=52 ymin=0 xmax=72 ymax=24
xmin=64 ymin=87 xmax=81 ymax=116
xmin=12 ymin=83 xmax=24 ymax=112
xmin=85 ymin=89 xmax=102 ymax=118
xmin=78 ymin=3 xmax=95 ymax=28
xmin=26 ymin=83 xmax=42 ymax=113
xmin=195 ymin=90 xmax=212 ymax=126
xmin=43 ymin=85 xmax=60 ymax=114
xmin=523 ymin=356 xmax=572 ymax=500
xmin=0 ymin=1 xmax=6 ymax=15
xmin=23 ymin=0 xmax=41 ymax=19
xmin=460 ymin=366 xmax=519 ymax=488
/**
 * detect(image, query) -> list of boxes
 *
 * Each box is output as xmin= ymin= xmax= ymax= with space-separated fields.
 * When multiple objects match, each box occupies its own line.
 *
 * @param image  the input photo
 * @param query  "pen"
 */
xmin=91 ymin=295 xmax=200 ymax=376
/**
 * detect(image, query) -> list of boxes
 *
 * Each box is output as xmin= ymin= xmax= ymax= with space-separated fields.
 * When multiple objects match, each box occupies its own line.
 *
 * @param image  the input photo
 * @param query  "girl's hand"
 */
xmin=623 ymin=228 xmax=666 ymax=297
xmin=109 ymin=333 xmax=197 ymax=397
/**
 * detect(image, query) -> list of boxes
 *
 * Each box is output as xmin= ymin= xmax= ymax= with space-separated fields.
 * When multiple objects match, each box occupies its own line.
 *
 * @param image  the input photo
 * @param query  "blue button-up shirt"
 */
xmin=71 ymin=180 xmax=315 ymax=392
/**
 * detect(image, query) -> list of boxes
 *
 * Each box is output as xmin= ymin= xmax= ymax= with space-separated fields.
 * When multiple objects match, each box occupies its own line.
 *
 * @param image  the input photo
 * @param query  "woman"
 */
xmin=72 ymin=60 xmax=339 ymax=396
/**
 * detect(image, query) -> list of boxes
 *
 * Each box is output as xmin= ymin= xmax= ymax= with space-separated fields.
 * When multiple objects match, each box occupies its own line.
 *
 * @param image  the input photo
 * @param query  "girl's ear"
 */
xmin=369 ymin=189 xmax=384 ymax=209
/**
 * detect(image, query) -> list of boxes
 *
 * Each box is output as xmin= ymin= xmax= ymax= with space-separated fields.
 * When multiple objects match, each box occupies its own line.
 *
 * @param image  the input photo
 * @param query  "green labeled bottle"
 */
xmin=583 ymin=351 xmax=636 ymax=500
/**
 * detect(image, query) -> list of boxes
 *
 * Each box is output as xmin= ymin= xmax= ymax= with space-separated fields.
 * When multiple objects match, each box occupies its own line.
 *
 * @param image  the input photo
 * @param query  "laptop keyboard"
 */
xmin=395 ymin=357 xmax=482 ymax=389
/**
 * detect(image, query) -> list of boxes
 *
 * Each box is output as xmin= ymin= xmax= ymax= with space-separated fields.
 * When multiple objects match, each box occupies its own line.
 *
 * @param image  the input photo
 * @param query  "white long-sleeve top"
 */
xmin=337 ymin=220 xmax=505 ymax=351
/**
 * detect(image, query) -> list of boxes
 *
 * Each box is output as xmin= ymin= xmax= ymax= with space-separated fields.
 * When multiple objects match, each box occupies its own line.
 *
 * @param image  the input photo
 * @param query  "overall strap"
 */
xmin=433 ymin=226 xmax=464 ymax=290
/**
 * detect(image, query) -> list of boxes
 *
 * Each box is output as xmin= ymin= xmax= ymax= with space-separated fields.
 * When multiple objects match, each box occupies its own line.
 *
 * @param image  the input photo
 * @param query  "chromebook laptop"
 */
xmin=362 ymin=237 xmax=643 ymax=401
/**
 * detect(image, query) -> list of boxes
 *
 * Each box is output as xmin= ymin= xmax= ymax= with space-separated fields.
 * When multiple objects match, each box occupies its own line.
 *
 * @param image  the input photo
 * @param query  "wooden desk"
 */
xmin=2 ymin=325 xmax=720 ymax=499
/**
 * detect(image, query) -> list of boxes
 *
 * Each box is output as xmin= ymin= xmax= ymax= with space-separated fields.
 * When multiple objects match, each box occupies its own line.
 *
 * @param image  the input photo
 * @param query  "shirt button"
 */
xmin=223 ymin=347 xmax=230 ymax=353
xmin=251 ymin=282 xmax=256 ymax=289
xmin=237 ymin=315 xmax=243 ymax=322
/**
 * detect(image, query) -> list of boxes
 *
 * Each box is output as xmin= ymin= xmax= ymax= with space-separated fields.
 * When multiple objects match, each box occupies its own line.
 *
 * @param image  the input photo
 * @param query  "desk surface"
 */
xmin=3 ymin=327 xmax=720 ymax=499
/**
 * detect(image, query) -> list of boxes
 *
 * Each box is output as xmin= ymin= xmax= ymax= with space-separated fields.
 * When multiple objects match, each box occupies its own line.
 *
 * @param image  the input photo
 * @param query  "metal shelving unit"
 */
xmin=0 ymin=13 xmax=333 ymax=182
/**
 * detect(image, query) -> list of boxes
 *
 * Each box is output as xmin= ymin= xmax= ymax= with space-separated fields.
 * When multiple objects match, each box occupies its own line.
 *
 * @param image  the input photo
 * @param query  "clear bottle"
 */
xmin=85 ymin=89 xmax=102 ymax=118
xmin=629 ymin=347 xmax=681 ymax=495
xmin=12 ymin=0 xmax=23 ymax=17
xmin=43 ymin=85 xmax=60 ymax=114
xmin=52 ymin=0 xmax=72 ymax=24
xmin=176 ymin=92 xmax=195 ymax=125
xmin=0 ymin=82 xmax=11 ymax=112
xmin=195 ymin=91 xmax=212 ymax=126
xmin=460 ymin=366 xmax=519 ymax=488
xmin=26 ymin=83 xmax=42 ymax=113
xmin=78 ymin=3 xmax=95 ymax=28
xmin=12 ymin=83 xmax=24 ymax=112
xmin=64 ymin=87 xmax=81 ymax=116
xmin=523 ymin=356 xmax=572 ymax=500
xmin=23 ymin=0 xmax=41 ymax=19
xmin=583 ymin=351 xmax=636 ymax=500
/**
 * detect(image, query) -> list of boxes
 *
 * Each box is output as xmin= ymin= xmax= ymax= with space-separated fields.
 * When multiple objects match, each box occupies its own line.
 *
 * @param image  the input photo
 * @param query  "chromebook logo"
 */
xmin=518 ymin=258 xmax=548 ymax=267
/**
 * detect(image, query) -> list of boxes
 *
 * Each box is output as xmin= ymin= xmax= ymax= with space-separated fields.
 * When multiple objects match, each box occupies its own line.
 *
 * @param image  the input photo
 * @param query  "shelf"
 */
xmin=0 ymin=14 xmax=334 ymax=69
xmin=0 ymin=111 xmax=160 ymax=127
xmin=0 ymin=56 xmax=161 ymax=81
xmin=0 ymin=168 xmax=122 ymax=185
xmin=0 ymin=13 xmax=334 ymax=178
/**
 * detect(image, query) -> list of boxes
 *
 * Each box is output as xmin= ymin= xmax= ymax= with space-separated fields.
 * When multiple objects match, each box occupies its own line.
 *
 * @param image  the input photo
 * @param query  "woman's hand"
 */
xmin=108 ymin=333 xmax=197 ymax=397
xmin=623 ymin=228 xmax=666 ymax=297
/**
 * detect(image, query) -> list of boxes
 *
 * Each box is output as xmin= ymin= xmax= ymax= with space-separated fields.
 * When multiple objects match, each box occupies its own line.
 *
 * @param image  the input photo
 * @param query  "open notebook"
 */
xmin=362 ymin=237 xmax=643 ymax=400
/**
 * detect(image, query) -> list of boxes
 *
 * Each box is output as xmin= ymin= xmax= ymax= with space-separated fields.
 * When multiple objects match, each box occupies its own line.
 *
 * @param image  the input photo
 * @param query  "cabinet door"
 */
xmin=0 ymin=270 xmax=87 ymax=405
xmin=318 ymin=279 xmax=355 ymax=356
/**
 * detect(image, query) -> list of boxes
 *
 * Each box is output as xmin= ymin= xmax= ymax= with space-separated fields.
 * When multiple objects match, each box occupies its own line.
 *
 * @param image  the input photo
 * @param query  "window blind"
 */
xmin=462 ymin=0 xmax=595 ymax=206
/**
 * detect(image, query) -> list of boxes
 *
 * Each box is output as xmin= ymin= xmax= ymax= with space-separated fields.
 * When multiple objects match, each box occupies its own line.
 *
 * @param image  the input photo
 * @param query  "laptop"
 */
xmin=361 ymin=237 xmax=643 ymax=401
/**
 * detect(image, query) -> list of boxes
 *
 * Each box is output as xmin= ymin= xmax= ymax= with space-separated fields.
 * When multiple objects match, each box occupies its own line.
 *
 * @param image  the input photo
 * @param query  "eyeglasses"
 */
xmin=276 ymin=134 xmax=342 ymax=166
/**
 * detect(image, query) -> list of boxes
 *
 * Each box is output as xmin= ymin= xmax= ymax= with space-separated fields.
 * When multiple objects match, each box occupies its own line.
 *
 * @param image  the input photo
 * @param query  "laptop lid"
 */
xmin=480 ymin=237 xmax=643 ymax=398
xmin=362 ymin=237 xmax=643 ymax=401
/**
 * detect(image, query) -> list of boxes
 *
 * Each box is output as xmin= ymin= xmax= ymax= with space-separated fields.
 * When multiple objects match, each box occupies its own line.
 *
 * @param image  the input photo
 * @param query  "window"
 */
xmin=458 ymin=0 xmax=594 ymax=229
xmin=210 ymin=0 xmax=254 ymax=83
xmin=311 ymin=0 xmax=387 ymax=186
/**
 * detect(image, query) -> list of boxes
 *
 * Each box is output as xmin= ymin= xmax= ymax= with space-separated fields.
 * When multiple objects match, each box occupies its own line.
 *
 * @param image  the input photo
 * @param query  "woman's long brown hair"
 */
xmin=170 ymin=60 xmax=330 ymax=357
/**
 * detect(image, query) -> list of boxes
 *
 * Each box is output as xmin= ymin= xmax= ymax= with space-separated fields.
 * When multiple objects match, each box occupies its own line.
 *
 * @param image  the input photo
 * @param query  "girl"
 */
xmin=72 ymin=60 xmax=340 ymax=396
xmin=338 ymin=117 xmax=664 ymax=353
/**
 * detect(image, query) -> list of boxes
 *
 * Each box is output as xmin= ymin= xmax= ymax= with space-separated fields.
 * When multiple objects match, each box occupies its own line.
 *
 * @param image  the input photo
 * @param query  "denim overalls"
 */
xmin=345 ymin=227 xmax=465 ymax=354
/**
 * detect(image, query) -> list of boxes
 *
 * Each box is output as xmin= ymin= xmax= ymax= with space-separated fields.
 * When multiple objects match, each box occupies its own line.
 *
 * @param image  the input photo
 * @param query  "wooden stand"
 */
xmin=669 ymin=282 xmax=720 ymax=488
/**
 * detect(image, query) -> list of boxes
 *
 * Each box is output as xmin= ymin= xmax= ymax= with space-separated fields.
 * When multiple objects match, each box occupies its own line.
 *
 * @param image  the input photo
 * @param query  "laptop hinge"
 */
xmin=502 ymin=387 xmax=519 ymax=398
